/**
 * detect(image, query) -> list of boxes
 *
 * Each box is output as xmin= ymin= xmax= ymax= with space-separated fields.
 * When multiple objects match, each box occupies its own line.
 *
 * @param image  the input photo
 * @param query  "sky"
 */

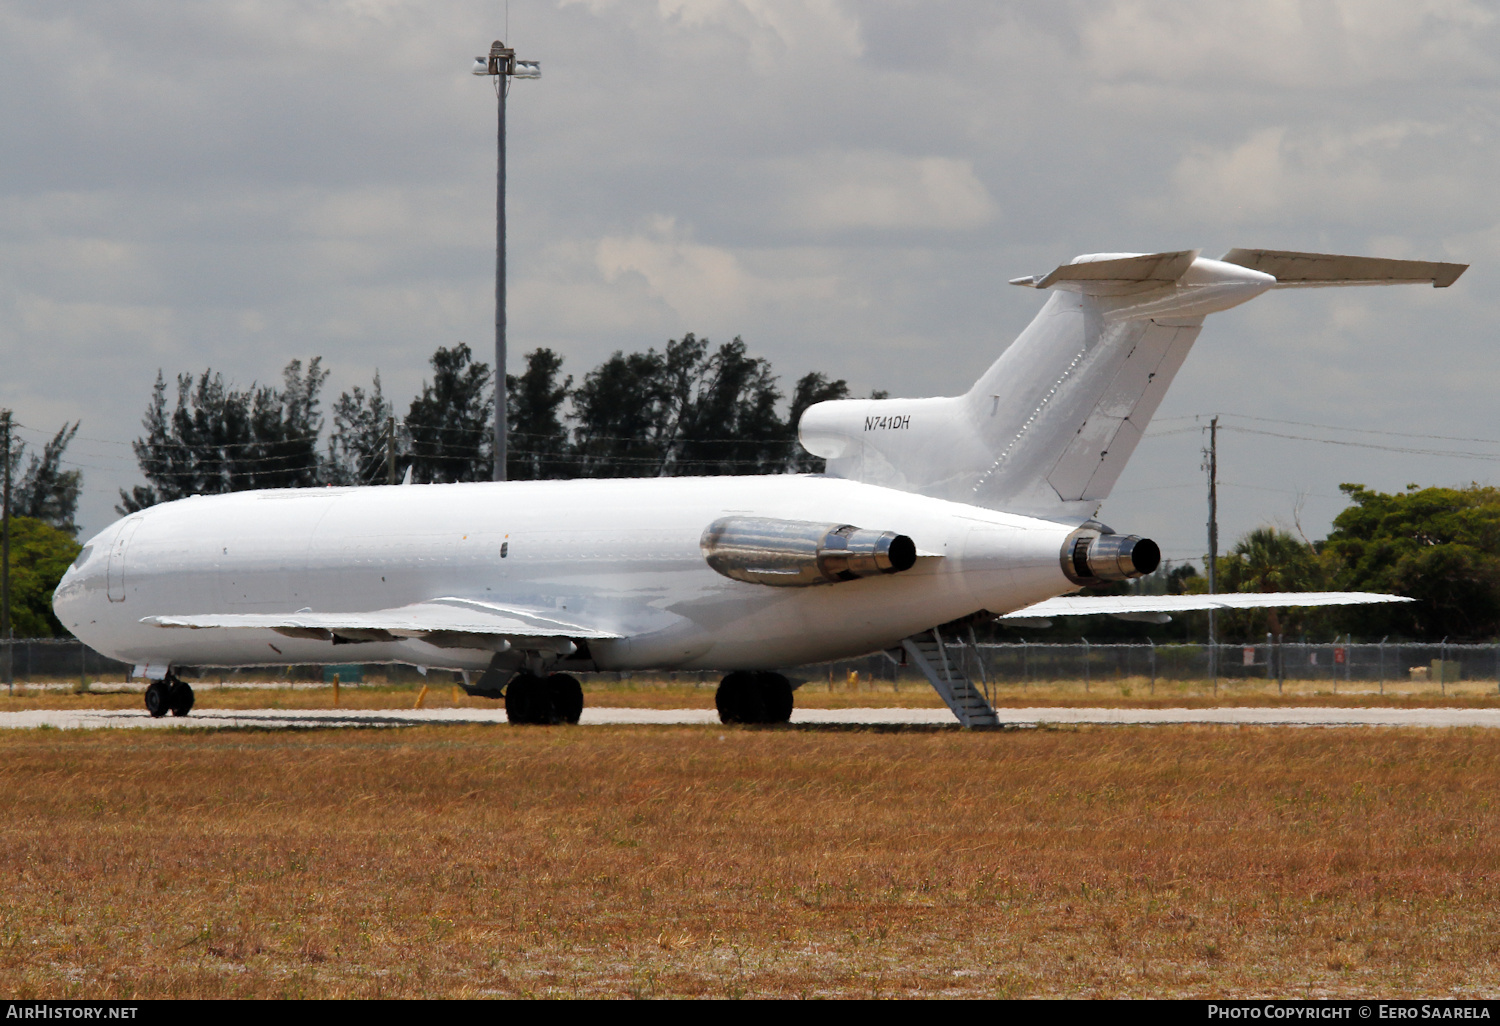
xmin=2 ymin=0 xmax=1499 ymax=562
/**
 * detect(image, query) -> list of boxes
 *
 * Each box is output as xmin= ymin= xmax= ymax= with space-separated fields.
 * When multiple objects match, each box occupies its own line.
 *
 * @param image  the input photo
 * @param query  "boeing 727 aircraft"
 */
xmin=53 ymin=249 xmax=1461 ymax=725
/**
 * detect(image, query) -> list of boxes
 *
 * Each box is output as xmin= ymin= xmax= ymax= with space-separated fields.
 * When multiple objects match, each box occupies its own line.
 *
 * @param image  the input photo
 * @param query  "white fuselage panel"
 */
xmin=54 ymin=476 xmax=1078 ymax=672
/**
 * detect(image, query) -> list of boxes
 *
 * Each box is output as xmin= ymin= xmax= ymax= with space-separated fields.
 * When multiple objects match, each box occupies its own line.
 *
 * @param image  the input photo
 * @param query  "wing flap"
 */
xmin=1220 ymin=248 xmax=1467 ymax=289
xmin=142 ymin=596 xmax=624 ymax=644
xmin=999 ymin=592 xmax=1412 ymax=619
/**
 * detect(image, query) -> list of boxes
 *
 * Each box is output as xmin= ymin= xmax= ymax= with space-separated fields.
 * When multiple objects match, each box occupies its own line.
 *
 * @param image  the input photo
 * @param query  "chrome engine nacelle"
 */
xmin=701 ymin=516 xmax=918 ymax=588
xmin=1060 ymin=524 xmax=1161 ymax=585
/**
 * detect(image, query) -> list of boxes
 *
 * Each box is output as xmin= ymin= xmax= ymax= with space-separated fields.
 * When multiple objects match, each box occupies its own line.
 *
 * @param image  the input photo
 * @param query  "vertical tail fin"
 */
xmin=799 ymin=252 xmax=1272 ymax=516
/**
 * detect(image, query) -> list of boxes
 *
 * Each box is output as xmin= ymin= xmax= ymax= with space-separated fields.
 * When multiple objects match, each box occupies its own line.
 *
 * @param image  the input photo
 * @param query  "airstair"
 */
xmin=901 ymin=628 xmax=1000 ymax=727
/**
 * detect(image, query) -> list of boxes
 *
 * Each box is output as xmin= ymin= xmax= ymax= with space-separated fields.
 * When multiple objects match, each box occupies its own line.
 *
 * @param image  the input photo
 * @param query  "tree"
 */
xmin=405 ymin=344 xmax=493 ymax=484
xmin=329 ymin=372 xmax=398 ymax=485
xmin=119 ymin=358 xmax=328 ymax=512
xmin=1 ymin=516 xmax=81 ymax=636
xmin=1321 ymin=483 xmax=1500 ymax=640
xmin=2 ymin=420 xmax=82 ymax=536
xmin=507 ymin=349 xmax=573 ymax=481
xmin=1210 ymin=527 xmax=1328 ymax=640
xmin=570 ymin=345 xmax=677 ymax=478
xmin=786 ymin=372 xmax=850 ymax=472
xmin=666 ymin=337 xmax=785 ymax=476
xmin=570 ymin=333 xmax=826 ymax=478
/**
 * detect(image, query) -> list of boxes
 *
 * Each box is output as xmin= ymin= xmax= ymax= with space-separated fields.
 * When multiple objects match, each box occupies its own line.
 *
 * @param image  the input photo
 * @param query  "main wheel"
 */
xmin=756 ymin=672 xmax=794 ymax=724
xmin=168 ymin=680 xmax=195 ymax=717
xmin=547 ymin=673 xmax=584 ymax=725
xmin=504 ymin=672 xmax=555 ymax=725
xmin=716 ymin=671 xmax=765 ymax=725
xmin=143 ymin=680 xmax=170 ymax=718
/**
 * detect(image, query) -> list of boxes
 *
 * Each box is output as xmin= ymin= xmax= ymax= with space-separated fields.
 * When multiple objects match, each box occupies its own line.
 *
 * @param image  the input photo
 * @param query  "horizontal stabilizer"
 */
xmin=1010 ymin=250 xmax=1200 ymax=293
xmin=998 ymin=591 xmax=1412 ymax=619
xmin=143 ymin=596 xmax=623 ymax=651
xmin=1221 ymin=248 xmax=1467 ymax=288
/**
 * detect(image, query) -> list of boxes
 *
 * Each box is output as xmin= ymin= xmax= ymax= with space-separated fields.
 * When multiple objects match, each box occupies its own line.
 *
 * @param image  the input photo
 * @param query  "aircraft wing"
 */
xmin=142 ymin=596 xmax=623 ymax=651
xmin=999 ymin=591 xmax=1412 ymax=623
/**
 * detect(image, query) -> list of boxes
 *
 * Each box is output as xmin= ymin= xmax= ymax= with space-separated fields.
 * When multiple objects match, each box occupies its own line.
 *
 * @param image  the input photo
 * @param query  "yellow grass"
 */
xmin=3 ymin=673 xmax=1499 ymax=711
xmin=2 ymin=724 xmax=1500 ymax=997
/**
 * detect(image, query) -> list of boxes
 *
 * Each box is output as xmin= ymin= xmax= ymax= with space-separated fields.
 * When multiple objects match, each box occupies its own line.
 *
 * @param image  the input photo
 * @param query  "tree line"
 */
xmin=119 ymin=334 xmax=854 ymax=513
xmin=1011 ymin=482 xmax=1500 ymax=644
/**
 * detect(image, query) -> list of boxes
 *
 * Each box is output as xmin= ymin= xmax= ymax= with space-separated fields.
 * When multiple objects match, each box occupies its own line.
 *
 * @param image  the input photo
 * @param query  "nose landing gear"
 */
xmin=716 ymin=671 xmax=793 ymax=725
xmin=144 ymin=674 xmax=195 ymax=718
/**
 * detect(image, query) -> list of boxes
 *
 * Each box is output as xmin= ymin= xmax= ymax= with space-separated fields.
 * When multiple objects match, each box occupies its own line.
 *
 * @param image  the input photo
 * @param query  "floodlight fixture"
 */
xmin=473 ymin=39 xmax=540 ymax=481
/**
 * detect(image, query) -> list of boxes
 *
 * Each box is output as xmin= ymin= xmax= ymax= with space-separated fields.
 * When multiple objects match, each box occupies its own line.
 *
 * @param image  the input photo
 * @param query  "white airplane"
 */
xmin=53 ymin=248 xmax=1460 ymax=725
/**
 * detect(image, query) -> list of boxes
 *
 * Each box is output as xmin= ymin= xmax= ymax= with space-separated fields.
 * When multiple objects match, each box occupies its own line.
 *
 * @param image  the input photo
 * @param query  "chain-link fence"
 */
xmin=811 ymin=640 xmax=1500 ymax=695
xmin=4 ymin=637 xmax=1499 ymax=695
xmin=0 ymin=638 xmax=132 ymax=684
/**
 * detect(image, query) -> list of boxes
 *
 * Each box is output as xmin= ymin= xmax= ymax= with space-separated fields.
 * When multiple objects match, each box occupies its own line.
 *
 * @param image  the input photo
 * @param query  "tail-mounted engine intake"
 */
xmin=702 ymin=516 xmax=917 ymax=588
xmin=1061 ymin=524 xmax=1161 ymax=585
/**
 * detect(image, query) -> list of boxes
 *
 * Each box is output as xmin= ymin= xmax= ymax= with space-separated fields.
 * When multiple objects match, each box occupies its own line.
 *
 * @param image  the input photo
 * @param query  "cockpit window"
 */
xmin=71 ymin=545 xmax=92 ymax=569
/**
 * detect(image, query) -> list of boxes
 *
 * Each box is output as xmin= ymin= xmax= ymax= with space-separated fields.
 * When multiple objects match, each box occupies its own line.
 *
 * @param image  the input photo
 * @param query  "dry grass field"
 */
xmin=3 ymin=723 xmax=1500 ymax=998
xmin=5 ymin=673 xmax=1500 ymax=711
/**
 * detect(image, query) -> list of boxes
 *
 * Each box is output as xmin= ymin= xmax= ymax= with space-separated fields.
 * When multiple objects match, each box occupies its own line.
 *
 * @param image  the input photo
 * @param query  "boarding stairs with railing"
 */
xmin=901 ymin=628 xmax=1000 ymax=727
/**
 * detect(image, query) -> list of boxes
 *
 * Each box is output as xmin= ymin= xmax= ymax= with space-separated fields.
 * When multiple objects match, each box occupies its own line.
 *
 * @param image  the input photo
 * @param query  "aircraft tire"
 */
xmin=144 ymin=680 xmax=171 ymax=718
xmin=547 ymin=673 xmax=584 ymax=725
xmin=756 ymin=672 xmax=793 ymax=724
xmin=716 ymin=671 xmax=765 ymax=725
xmin=505 ymin=672 xmax=555 ymax=725
xmin=168 ymin=680 xmax=195 ymax=717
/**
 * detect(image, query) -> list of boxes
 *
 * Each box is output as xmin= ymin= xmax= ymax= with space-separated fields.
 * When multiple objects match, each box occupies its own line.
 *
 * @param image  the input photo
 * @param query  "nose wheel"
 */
xmin=144 ymin=675 xmax=195 ymax=718
xmin=716 ymin=671 xmax=793 ymax=725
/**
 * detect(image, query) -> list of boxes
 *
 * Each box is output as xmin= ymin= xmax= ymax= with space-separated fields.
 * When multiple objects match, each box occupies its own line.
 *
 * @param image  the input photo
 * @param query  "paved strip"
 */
xmin=2 ymin=706 xmax=1500 ymax=730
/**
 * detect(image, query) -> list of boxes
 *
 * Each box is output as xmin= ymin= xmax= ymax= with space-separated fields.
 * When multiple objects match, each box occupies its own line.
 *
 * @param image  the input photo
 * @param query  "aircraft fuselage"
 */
xmin=54 ymin=474 xmax=1078 ymax=673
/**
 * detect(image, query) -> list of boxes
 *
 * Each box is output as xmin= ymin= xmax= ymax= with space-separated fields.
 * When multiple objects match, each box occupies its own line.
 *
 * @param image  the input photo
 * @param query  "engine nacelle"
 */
xmin=1061 ymin=525 xmax=1160 ymax=585
xmin=701 ymin=517 xmax=917 ymax=588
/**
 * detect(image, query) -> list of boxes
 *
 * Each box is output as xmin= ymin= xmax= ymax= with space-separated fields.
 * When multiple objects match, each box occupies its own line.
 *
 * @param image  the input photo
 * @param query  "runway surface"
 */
xmin=4 ymin=706 xmax=1500 ymax=730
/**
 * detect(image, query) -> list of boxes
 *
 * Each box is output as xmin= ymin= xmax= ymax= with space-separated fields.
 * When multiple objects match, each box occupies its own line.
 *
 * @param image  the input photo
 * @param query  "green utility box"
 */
xmin=1431 ymin=659 xmax=1462 ymax=684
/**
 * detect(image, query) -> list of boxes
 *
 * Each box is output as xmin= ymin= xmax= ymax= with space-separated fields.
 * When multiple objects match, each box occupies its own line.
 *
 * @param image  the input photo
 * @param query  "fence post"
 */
xmin=1149 ymin=638 xmax=1156 ymax=695
xmin=1083 ymin=638 xmax=1090 ymax=694
xmin=1276 ymin=634 xmax=1283 ymax=695
xmin=1022 ymin=639 xmax=1028 ymax=693
xmin=1441 ymin=636 xmax=1449 ymax=696
xmin=1379 ymin=636 xmax=1387 ymax=696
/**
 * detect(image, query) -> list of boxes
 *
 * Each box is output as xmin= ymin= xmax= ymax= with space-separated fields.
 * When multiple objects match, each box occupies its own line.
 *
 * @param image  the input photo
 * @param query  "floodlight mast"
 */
xmin=473 ymin=40 xmax=540 ymax=481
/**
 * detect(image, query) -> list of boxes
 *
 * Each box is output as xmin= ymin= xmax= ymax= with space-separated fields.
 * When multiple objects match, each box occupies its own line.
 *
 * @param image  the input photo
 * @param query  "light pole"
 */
xmin=473 ymin=40 xmax=540 ymax=482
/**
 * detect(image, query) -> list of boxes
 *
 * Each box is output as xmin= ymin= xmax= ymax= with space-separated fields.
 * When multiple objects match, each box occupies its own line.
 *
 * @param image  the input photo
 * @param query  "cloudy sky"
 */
xmin=3 ymin=0 xmax=1499 ymax=560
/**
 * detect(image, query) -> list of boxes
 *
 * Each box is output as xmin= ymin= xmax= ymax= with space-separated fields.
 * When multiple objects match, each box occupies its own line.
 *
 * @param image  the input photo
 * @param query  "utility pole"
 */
xmin=386 ymin=415 xmax=397 ymax=486
xmin=2 ymin=409 xmax=11 ymax=695
xmin=473 ymin=40 xmax=540 ymax=482
xmin=1205 ymin=415 xmax=1219 ymax=687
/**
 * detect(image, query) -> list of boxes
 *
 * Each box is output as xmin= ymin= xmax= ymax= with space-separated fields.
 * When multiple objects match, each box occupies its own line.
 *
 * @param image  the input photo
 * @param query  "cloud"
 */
xmin=771 ymin=150 xmax=997 ymax=234
xmin=592 ymin=216 xmax=842 ymax=328
xmin=1157 ymin=121 xmax=1483 ymax=229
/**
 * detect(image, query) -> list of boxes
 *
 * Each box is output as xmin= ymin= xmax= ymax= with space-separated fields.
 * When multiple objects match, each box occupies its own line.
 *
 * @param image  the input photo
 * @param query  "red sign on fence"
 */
xmin=1243 ymin=647 xmax=1256 ymax=666
xmin=1335 ymin=646 xmax=1346 ymax=664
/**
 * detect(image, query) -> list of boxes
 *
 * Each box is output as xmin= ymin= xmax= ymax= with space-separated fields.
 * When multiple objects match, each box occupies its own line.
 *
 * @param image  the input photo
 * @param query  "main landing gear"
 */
xmin=504 ymin=672 xmax=584 ymax=726
xmin=144 ymin=674 xmax=194 ymax=718
xmin=715 ymin=671 xmax=793 ymax=725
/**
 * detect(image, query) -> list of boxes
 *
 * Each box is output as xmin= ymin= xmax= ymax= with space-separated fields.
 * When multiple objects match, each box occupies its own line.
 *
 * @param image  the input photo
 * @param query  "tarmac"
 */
xmin=3 ymin=706 xmax=1500 ymax=730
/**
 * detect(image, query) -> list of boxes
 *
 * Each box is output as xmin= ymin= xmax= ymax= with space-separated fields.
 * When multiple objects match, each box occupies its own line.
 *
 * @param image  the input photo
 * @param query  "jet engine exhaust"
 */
xmin=702 ymin=516 xmax=917 ymax=587
xmin=1061 ymin=528 xmax=1160 ymax=585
